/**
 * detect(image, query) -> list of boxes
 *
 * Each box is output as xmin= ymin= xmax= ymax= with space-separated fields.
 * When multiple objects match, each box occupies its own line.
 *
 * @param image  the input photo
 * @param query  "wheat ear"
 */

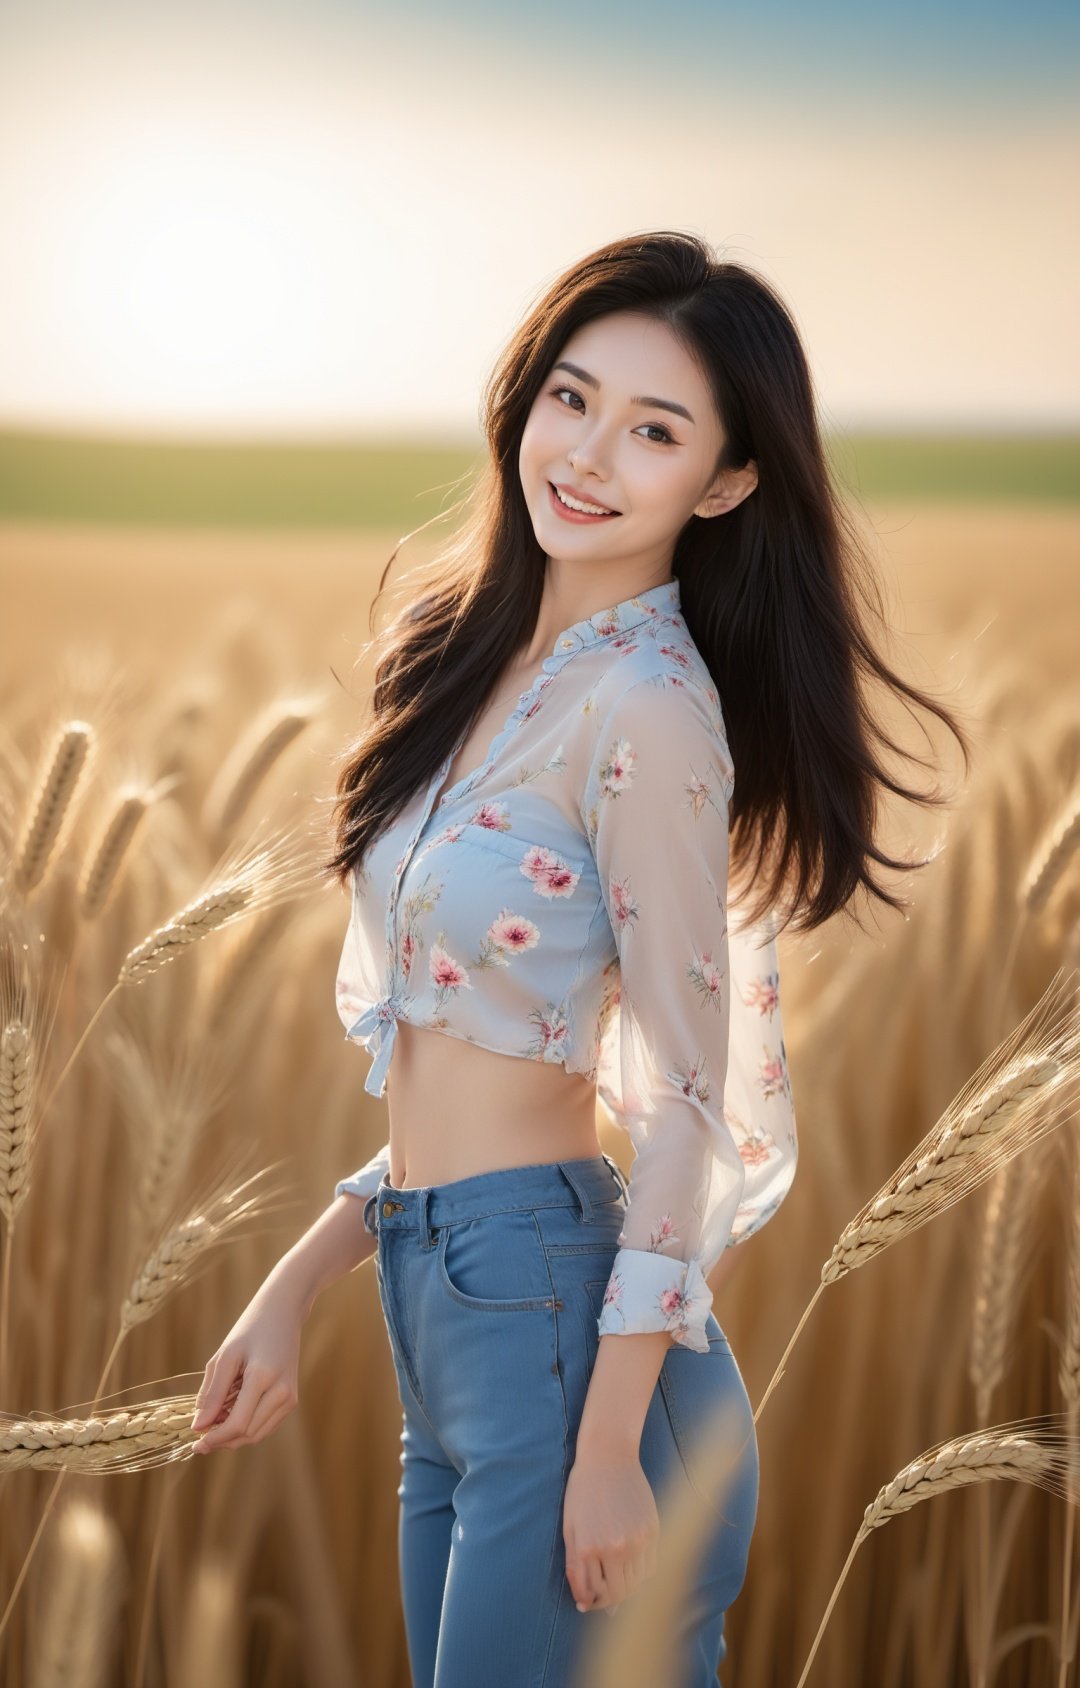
xmin=12 ymin=721 xmax=94 ymax=893
xmin=35 ymin=822 xmax=320 ymax=1133
xmin=118 ymin=882 xmax=253 ymax=983
xmin=201 ymin=698 xmax=316 ymax=838
xmin=0 ymin=1019 xmax=34 ymax=1230
xmin=970 ymin=1150 xmax=1043 ymax=1423
xmin=754 ymin=969 xmax=1080 ymax=1424
xmin=794 ymin=1419 xmax=1080 ymax=1688
xmin=120 ymin=1164 xmax=286 ymax=1334
xmin=1021 ymin=785 xmax=1080 ymax=914
xmin=77 ymin=787 xmax=153 ymax=919
xmin=0 ymin=1394 xmax=204 ymax=1473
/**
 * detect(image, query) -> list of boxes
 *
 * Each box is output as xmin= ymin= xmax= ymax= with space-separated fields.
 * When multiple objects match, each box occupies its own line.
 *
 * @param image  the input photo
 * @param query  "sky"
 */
xmin=0 ymin=0 xmax=1076 ymax=439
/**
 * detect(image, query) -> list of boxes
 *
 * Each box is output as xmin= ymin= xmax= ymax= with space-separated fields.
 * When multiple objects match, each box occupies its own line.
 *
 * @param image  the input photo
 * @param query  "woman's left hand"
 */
xmin=563 ymin=1448 xmax=660 ymax=1612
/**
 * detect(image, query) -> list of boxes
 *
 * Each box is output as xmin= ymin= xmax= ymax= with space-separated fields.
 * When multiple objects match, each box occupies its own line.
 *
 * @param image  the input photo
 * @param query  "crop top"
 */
xmin=332 ymin=576 xmax=799 ymax=1352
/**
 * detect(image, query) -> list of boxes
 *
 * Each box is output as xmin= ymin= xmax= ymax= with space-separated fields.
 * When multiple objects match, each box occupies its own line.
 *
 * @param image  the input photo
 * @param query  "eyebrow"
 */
xmin=552 ymin=360 xmax=695 ymax=424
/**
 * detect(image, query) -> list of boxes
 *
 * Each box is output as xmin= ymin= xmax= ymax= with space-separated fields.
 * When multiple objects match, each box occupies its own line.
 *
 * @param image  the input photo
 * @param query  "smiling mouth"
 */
xmin=548 ymin=482 xmax=620 ymax=517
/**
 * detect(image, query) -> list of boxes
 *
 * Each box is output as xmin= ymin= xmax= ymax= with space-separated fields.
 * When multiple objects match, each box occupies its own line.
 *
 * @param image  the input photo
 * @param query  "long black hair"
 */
xmin=321 ymin=229 xmax=972 ymax=935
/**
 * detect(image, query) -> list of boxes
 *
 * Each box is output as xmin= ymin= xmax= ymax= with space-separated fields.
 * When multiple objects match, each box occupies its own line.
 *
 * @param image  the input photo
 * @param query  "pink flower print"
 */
xmin=744 ymin=972 xmax=780 ymax=1016
xmin=520 ymin=843 xmax=581 ymax=898
xmin=648 ymin=1214 xmax=680 ymax=1252
xmin=670 ymin=1054 xmax=711 ymax=1103
xmin=688 ymin=948 xmax=726 ymax=1010
xmin=591 ymin=609 xmax=621 ymax=638
xmin=759 ymin=1044 xmax=789 ymax=1101
xmin=609 ymin=874 xmax=640 ymax=934
xmin=400 ymin=929 xmax=415 ymax=980
xmin=611 ymin=635 xmax=640 ymax=654
xmin=598 ymin=736 xmax=637 ymax=799
xmin=428 ymin=941 xmax=472 ymax=1006
xmin=602 ymin=1273 xmax=624 ymax=1311
xmin=476 ymin=909 xmax=540 ymax=967
xmin=659 ymin=1285 xmax=690 ymax=1321
xmin=686 ymin=772 xmax=712 ymax=819
xmin=426 ymin=823 xmax=466 ymax=850
xmin=488 ymin=910 xmax=541 ymax=954
xmin=470 ymin=800 xmax=512 ymax=833
xmin=658 ymin=642 xmax=693 ymax=671
xmin=740 ymin=1133 xmax=775 ymax=1167
xmin=524 ymin=1001 xmax=571 ymax=1060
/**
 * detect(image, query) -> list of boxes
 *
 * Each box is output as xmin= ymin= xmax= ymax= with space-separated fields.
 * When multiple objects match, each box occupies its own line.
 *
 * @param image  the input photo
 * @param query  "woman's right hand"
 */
xmin=190 ymin=1279 xmax=307 ymax=1455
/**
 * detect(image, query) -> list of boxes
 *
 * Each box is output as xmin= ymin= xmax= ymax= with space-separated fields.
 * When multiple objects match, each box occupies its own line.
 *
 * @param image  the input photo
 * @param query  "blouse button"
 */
xmin=560 ymin=638 xmax=574 ymax=649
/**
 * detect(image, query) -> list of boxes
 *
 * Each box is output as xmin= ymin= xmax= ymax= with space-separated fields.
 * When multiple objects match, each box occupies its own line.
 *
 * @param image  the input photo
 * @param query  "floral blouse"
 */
xmin=333 ymin=577 xmax=798 ymax=1352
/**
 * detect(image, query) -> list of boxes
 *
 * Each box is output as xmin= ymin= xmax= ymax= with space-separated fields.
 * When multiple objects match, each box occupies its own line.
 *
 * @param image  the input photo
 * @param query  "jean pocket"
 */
xmin=436 ymin=1209 xmax=556 ymax=1312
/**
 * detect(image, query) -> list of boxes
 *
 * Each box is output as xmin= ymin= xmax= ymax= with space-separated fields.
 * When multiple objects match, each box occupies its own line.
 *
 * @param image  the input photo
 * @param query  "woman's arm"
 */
xmin=267 ymin=1192 xmax=378 ymax=1319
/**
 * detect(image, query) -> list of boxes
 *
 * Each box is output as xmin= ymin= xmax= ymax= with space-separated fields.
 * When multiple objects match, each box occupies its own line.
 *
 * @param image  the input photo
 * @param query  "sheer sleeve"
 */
xmin=583 ymin=671 xmax=783 ymax=1353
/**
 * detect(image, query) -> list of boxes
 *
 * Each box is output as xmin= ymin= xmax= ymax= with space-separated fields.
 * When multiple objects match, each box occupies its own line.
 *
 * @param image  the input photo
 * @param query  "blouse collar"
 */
xmin=546 ymin=577 xmax=681 ymax=659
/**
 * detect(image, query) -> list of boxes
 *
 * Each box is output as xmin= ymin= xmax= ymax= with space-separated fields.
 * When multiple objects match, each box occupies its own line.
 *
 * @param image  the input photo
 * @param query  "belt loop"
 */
xmin=418 ymin=1186 xmax=434 ymax=1248
xmin=558 ymin=1161 xmax=594 ymax=1224
xmin=602 ymin=1152 xmax=629 ymax=1201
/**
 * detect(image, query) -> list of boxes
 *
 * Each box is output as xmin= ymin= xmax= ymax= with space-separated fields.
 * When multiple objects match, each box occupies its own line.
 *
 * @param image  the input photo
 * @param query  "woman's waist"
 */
xmin=386 ymin=1019 xmax=600 ymax=1188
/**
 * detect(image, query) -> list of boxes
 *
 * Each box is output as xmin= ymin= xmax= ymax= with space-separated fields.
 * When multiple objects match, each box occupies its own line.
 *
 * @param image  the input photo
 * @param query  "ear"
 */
xmin=694 ymin=459 xmax=758 ymax=520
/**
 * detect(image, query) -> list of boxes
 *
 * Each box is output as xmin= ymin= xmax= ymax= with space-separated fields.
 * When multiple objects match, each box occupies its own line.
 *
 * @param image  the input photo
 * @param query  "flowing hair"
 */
xmin=320 ymin=229 xmax=972 ymax=935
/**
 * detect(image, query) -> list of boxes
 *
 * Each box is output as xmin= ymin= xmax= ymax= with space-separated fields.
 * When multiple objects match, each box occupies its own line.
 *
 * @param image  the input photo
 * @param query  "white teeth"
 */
xmin=553 ymin=484 xmax=616 ymax=516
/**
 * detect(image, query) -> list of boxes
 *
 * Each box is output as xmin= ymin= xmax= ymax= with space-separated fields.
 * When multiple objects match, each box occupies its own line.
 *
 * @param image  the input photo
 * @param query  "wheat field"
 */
xmin=0 ymin=498 xmax=1078 ymax=1687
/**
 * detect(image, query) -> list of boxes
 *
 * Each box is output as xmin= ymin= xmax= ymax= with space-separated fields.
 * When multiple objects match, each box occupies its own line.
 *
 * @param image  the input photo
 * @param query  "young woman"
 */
xmin=190 ymin=231 xmax=970 ymax=1685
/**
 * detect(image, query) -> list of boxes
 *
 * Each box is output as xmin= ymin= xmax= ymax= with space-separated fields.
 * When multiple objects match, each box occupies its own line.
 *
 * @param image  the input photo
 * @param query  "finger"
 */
xmin=191 ymin=1376 xmax=244 ymax=1449
xmin=579 ymin=1558 xmax=608 ymax=1611
xmin=191 ymin=1355 xmax=241 ymax=1433
xmin=233 ymin=1389 xmax=293 ymax=1447
xmin=193 ymin=1366 xmax=265 ymax=1452
xmin=598 ymin=1558 xmax=630 ymax=1606
xmin=567 ymin=1551 xmax=598 ymax=1611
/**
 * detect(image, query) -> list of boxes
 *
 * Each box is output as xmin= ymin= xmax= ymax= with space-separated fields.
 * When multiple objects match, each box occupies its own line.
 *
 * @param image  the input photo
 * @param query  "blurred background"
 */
xmin=0 ymin=1 xmax=1077 ymax=1684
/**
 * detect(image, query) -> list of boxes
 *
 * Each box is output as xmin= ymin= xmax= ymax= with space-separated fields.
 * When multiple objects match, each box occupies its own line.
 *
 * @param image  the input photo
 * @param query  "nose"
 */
xmin=568 ymin=429 xmax=614 ymax=483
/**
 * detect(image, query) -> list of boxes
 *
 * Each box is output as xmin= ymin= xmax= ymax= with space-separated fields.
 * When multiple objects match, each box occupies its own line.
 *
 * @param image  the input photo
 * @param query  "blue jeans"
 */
xmin=365 ymin=1153 xmax=759 ymax=1688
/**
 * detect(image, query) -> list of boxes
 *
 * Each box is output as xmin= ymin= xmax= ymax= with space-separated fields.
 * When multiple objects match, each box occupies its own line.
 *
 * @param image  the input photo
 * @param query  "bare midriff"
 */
xmin=385 ymin=1019 xmax=602 ymax=1190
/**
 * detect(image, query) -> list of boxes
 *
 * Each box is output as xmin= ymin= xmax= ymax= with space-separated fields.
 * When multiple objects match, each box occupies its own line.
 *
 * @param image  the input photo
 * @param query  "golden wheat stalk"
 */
xmin=794 ymin=1419 xmax=1080 ymax=1688
xmin=120 ymin=1164 xmax=286 ymax=1334
xmin=118 ymin=822 xmax=320 ymax=985
xmin=823 ymin=971 xmax=1079 ymax=1283
xmin=0 ymin=1394 xmax=204 ymax=1474
xmin=12 ymin=721 xmax=95 ymax=894
xmin=1021 ymin=785 xmax=1080 ymax=914
xmin=753 ymin=969 xmax=1080 ymax=1424
xmin=0 ymin=1019 xmax=34 ymax=1229
xmin=970 ymin=1151 xmax=1043 ymax=1423
xmin=34 ymin=820 xmax=322 ymax=1137
xmin=201 ymin=698 xmax=317 ymax=838
xmin=77 ymin=787 xmax=153 ymax=919
xmin=118 ymin=882 xmax=253 ymax=983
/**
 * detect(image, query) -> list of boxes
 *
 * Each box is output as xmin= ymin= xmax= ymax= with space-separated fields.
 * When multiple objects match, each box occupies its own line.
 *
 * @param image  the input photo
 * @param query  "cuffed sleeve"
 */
xmin=334 ymin=1142 xmax=391 ymax=1236
xmin=584 ymin=673 xmax=745 ymax=1353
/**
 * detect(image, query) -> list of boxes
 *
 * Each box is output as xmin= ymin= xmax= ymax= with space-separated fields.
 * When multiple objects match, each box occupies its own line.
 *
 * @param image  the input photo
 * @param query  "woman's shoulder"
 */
xmin=589 ymin=616 xmax=729 ymax=746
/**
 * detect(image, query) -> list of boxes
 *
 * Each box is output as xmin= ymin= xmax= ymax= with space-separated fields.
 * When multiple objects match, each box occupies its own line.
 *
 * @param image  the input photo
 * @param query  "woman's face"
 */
xmin=518 ymin=310 xmax=756 ymax=577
